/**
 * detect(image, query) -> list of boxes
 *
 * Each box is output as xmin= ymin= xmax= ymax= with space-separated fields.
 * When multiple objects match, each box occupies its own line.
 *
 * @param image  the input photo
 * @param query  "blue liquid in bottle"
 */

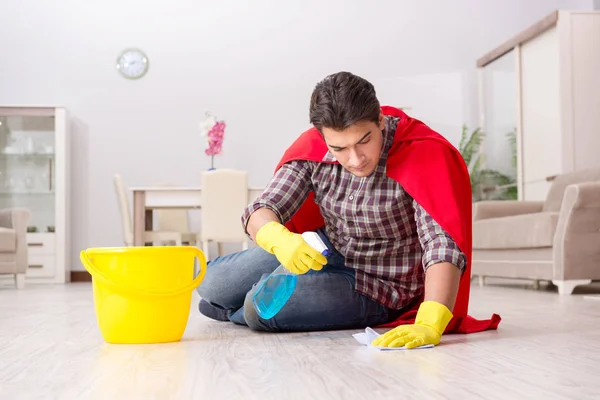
xmin=251 ymin=265 xmax=298 ymax=320
xmin=252 ymin=231 xmax=329 ymax=319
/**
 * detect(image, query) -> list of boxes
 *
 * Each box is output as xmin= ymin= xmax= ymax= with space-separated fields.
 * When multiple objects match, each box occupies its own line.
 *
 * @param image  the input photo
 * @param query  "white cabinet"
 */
xmin=26 ymin=233 xmax=56 ymax=278
xmin=478 ymin=10 xmax=600 ymax=200
xmin=0 ymin=106 xmax=71 ymax=283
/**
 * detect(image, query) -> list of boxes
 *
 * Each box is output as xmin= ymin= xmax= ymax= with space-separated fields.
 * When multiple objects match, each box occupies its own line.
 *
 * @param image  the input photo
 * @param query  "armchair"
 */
xmin=472 ymin=168 xmax=600 ymax=295
xmin=0 ymin=207 xmax=31 ymax=289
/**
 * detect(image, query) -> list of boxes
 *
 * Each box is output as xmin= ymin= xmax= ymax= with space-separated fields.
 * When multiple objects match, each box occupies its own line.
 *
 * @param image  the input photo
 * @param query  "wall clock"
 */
xmin=116 ymin=48 xmax=149 ymax=80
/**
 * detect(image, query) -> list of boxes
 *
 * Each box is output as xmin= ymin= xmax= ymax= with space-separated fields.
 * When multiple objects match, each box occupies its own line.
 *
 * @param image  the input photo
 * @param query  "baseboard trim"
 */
xmin=70 ymin=271 xmax=92 ymax=282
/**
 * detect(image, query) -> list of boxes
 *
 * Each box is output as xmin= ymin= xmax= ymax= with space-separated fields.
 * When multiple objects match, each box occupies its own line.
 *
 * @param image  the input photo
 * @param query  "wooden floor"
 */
xmin=1 ymin=280 xmax=599 ymax=400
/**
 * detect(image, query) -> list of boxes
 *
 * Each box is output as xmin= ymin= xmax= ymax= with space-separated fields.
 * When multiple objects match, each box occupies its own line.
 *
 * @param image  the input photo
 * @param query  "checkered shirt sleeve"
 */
xmin=412 ymin=199 xmax=466 ymax=272
xmin=241 ymin=160 xmax=313 ymax=233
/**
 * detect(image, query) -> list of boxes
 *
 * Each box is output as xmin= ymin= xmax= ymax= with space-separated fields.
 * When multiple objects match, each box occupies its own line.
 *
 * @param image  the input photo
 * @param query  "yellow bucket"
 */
xmin=80 ymin=246 xmax=206 ymax=344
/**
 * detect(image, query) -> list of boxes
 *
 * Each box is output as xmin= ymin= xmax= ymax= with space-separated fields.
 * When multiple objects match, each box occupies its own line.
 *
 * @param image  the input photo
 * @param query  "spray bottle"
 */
xmin=252 ymin=231 xmax=330 ymax=319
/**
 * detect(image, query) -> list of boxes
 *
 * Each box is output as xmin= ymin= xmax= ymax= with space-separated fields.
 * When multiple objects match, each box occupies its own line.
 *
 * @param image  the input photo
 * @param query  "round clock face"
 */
xmin=116 ymin=48 xmax=149 ymax=79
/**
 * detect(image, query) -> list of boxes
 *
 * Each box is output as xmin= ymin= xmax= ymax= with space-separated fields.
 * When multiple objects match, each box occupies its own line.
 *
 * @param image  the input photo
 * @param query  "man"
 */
xmin=198 ymin=71 xmax=500 ymax=348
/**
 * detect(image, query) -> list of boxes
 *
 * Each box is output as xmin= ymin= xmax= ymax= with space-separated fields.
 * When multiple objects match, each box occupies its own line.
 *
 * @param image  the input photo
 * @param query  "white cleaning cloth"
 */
xmin=353 ymin=327 xmax=434 ymax=351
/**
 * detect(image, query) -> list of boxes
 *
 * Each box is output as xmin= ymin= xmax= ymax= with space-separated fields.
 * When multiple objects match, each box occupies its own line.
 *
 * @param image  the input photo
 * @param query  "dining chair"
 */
xmin=200 ymin=169 xmax=250 ymax=259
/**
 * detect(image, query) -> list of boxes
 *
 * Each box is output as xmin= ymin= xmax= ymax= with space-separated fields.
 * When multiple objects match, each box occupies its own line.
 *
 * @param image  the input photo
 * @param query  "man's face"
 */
xmin=321 ymin=113 xmax=385 ymax=177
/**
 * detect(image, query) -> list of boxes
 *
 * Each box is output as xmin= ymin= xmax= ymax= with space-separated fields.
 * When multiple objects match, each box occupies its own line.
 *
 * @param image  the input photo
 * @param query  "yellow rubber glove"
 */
xmin=371 ymin=301 xmax=453 ymax=348
xmin=255 ymin=221 xmax=327 ymax=274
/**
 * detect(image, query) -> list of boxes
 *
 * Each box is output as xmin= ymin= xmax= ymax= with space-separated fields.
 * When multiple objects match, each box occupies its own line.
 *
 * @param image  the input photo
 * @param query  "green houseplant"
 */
xmin=458 ymin=125 xmax=517 ymax=201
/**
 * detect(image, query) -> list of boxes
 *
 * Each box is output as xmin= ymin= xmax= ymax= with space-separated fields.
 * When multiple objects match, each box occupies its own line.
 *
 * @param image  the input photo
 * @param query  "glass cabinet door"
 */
xmin=480 ymin=49 xmax=519 ymax=201
xmin=0 ymin=113 xmax=56 ymax=233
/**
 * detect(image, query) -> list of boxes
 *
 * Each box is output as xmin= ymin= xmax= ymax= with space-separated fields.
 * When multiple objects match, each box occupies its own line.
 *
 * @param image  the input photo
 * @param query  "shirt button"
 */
xmin=349 ymin=195 xmax=354 ymax=200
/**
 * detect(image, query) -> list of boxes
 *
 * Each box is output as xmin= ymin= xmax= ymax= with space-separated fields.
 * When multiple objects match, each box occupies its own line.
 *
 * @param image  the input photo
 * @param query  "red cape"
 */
xmin=274 ymin=106 xmax=501 ymax=334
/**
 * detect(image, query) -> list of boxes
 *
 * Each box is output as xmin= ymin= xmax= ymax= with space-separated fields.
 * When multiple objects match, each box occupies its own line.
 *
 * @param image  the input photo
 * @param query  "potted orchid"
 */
xmin=200 ymin=112 xmax=226 ymax=170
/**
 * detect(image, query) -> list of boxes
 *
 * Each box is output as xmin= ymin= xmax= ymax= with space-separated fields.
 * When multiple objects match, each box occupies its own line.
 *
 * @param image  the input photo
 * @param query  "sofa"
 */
xmin=0 ymin=208 xmax=31 ymax=289
xmin=472 ymin=168 xmax=600 ymax=295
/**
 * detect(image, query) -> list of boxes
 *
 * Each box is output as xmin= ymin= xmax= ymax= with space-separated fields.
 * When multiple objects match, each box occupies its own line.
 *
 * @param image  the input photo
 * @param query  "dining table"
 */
xmin=129 ymin=186 xmax=264 ymax=246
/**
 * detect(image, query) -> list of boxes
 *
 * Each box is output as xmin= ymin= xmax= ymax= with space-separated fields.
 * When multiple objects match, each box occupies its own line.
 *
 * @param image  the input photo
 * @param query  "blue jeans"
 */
xmin=196 ymin=229 xmax=398 ymax=332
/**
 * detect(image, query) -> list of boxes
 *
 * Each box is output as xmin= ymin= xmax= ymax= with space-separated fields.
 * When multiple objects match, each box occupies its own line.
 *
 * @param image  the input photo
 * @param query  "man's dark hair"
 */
xmin=309 ymin=71 xmax=381 ymax=132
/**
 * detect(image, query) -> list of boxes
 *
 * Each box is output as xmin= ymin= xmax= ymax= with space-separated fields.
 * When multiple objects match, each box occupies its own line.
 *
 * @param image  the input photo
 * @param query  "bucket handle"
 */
xmin=80 ymin=248 xmax=207 ymax=298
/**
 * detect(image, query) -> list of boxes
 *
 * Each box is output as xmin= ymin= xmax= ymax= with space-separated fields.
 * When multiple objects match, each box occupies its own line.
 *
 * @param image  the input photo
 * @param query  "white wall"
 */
xmin=0 ymin=0 xmax=593 ymax=271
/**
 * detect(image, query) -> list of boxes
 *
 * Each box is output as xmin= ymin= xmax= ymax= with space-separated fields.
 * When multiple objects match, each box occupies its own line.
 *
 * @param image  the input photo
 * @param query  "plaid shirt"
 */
xmin=241 ymin=116 xmax=466 ymax=310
